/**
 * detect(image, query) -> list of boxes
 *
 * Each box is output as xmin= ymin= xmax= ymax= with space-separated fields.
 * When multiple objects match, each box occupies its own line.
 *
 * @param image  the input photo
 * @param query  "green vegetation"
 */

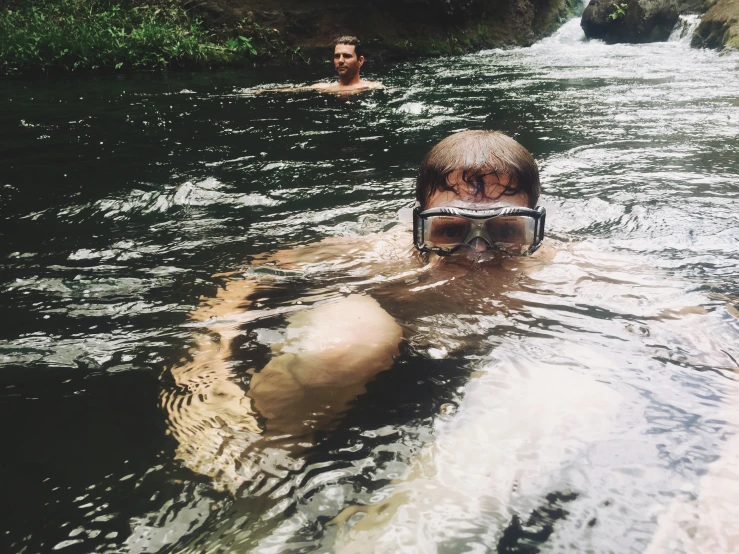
xmin=0 ymin=0 xmax=300 ymax=75
xmin=608 ymin=3 xmax=629 ymax=21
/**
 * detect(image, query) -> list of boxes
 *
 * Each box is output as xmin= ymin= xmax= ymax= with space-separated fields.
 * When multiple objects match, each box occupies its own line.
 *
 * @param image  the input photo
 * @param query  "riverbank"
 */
xmin=189 ymin=0 xmax=583 ymax=60
xmin=0 ymin=0 xmax=272 ymax=74
xmin=0 ymin=0 xmax=581 ymax=75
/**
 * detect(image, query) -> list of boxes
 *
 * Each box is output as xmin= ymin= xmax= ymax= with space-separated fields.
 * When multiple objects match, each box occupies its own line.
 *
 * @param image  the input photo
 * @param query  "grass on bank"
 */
xmin=0 ymin=0 xmax=299 ymax=75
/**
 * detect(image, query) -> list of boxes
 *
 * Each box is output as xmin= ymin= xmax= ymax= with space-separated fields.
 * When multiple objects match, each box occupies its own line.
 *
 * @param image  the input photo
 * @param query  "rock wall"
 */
xmin=184 ymin=0 xmax=582 ymax=61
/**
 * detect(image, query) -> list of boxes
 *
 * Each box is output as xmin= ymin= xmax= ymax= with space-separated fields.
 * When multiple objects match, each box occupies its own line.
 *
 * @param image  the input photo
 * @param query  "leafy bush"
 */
xmin=608 ymin=3 xmax=629 ymax=21
xmin=0 ymin=0 xmax=259 ymax=74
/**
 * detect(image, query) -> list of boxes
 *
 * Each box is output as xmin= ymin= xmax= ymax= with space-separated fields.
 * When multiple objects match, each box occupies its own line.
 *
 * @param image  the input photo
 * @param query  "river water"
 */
xmin=2 ymin=16 xmax=739 ymax=554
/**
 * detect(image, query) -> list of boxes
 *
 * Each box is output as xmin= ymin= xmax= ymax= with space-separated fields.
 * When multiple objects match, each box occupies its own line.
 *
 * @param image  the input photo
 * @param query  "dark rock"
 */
xmin=691 ymin=0 xmax=739 ymax=49
xmin=581 ymin=0 xmax=680 ymax=42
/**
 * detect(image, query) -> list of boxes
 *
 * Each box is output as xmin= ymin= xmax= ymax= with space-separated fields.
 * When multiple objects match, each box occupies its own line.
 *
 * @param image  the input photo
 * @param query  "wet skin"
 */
xmin=333 ymin=43 xmax=363 ymax=85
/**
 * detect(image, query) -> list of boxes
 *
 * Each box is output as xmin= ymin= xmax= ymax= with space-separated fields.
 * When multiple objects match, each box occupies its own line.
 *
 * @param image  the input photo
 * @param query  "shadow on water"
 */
xmin=2 ymin=16 xmax=739 ymax=554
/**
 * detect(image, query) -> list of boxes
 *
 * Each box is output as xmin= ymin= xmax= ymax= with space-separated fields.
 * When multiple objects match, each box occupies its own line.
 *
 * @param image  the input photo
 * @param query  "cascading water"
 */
xmin=669 ymin=14 xmax=702 ymax=43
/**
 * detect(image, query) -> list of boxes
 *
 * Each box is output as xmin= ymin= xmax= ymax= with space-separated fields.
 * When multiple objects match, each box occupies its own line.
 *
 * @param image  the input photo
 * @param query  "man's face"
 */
xmin=425 ymin=170 xmax=530 ymax=261
xmin=333 ymin=44 xmax=364 ymax=80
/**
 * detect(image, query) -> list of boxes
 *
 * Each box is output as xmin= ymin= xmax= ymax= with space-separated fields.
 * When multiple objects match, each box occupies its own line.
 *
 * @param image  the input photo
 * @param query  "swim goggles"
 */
xmin=411 ymin=204 xmax=546 ymax=256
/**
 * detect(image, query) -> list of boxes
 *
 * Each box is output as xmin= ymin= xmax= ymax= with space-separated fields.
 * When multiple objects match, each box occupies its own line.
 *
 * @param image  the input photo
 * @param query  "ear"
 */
xmin=358 ymin=56 xmax=365 ymax=67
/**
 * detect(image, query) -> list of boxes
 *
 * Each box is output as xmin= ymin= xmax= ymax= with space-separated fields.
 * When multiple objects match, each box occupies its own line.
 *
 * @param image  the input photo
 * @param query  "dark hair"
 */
xmin=333 ymin=36 xmax=363 ymax=58
xmin=415 ymin=130 xmax=540 ymax=209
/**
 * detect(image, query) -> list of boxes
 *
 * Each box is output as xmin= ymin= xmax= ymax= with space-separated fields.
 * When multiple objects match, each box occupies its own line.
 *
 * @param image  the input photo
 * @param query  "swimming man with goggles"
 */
xmin=163 ymin=130 xmax=547 ymax=495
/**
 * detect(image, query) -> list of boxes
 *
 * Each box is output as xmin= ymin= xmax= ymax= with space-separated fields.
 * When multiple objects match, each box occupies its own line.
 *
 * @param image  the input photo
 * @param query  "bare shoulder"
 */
xmin=193 ymin=228 xmax=411 ymax=318
xmin=309 ymin=81 xmax=385 ymax=94
xmin=343 ymin=80 xmax=384 ymax=93
xmin=359 ymin=80 xmax=384 ymax=90
xmin=261 ymin=226 xmax=413 ymax=269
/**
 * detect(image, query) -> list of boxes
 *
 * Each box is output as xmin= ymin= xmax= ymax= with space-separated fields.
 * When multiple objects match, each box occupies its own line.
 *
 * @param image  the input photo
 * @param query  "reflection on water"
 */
xmin=2 ymin=17 xmax=739 ymax=554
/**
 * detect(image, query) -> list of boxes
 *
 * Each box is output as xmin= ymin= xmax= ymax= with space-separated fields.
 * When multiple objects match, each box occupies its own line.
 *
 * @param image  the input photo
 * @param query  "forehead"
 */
xmin=449 ymin=170 xmax=511 ymax=196
xmin=334 ymin=43 xmax=357 ymax=56
xmin=427 ymin=170 xmax=528 ymax=208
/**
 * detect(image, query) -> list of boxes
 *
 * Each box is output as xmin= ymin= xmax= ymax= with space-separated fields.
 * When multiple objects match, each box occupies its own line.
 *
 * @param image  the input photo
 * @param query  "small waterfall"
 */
xmin=533 ymin=17 xmax=586 ymax=47
xmin=668 ymin=14 xmax=701 ymax=43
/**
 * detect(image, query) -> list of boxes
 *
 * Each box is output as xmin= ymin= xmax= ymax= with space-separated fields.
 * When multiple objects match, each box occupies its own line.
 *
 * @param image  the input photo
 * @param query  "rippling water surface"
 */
xmin=2 ymin=17 xmax=739 ymax=554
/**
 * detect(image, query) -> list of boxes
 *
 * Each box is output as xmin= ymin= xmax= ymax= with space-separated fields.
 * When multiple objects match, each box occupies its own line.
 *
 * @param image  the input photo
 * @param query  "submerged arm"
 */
xmin=253 ymin=82 xmax=339 ymax=95
xmin=161 ymin=277 xmax=264 ymax=490
xmin=163 ymin=255 xmax=403 ymax=492
xmin=253 ymin=86 xmax=315 ymax=95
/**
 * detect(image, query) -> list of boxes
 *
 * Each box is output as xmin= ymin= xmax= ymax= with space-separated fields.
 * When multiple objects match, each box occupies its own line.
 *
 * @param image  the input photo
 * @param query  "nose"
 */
xmin=468 ymin=237 xmax=488 ymax=252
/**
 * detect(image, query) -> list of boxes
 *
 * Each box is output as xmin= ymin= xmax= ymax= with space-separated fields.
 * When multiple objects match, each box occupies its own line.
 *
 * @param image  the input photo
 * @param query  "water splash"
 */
xmin=533 ymin=17 xmax=587 ymax=47
xmin=669 ymin=14 xmax=701 ymax=44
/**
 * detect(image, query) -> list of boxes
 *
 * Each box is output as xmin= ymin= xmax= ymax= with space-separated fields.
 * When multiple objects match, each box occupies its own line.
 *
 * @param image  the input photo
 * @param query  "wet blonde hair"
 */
xmin=416 ymin=130 xmax=540 ymax=209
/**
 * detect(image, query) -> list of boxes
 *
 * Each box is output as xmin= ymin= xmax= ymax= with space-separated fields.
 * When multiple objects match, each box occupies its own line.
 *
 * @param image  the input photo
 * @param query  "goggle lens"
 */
xmin=427 ymin=216 xmax=472 ymax=246
xmin=418 ymin=208 xmax=543 ymax=256
xmin=485 ymin=216 xmax=536 ymax=254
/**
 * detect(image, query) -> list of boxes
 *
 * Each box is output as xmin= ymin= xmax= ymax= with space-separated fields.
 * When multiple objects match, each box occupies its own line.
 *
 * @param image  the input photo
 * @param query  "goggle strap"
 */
xmin=412 ymin=206 xmax=425 ymax=251
xmin=537 ymin=207 xmax=546 ymax=245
